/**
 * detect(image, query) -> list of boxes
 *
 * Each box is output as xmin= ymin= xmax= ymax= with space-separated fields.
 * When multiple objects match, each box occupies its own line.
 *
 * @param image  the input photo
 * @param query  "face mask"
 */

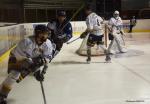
xmin=114 ymin=14 xmax=119 ymax=18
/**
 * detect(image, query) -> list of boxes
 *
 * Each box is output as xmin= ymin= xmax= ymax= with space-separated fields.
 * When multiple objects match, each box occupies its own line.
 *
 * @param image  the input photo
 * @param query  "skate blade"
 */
xmin=86 ymin=61 xmax=91 ymax=64
xmin=105 ymin=60 xmax=112 ymax=63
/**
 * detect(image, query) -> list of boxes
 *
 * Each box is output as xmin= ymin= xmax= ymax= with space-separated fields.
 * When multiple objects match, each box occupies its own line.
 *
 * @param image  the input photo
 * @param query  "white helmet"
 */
xmin=113 ymin=10 xmax=119 ymax=18
xmin=114 ymin=10 xmax=119 ymax=15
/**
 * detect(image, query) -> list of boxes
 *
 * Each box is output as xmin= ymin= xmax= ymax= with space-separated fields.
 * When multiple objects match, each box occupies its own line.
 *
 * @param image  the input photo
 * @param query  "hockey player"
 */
xmin=129 ymin=16 xmax=137 ymax=33
xmin=107 ymin=10 xmax=127 ymax=54
xmin=47 ymin=10 xmax=72 ymax=59
xmin=0 ymin=25 xmax=53 ymax=104
xmin=80 ymin=5 xmax=111 ymax=64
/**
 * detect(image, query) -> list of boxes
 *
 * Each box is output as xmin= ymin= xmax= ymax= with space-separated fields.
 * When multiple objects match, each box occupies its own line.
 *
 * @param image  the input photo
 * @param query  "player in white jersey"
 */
xmin=107 ymin=10 xmax=127 ymax=54
xmin=0 ymin=25 xmax=53 ymax=104
xmin=80 ymin=5 xmax=111 ymax=63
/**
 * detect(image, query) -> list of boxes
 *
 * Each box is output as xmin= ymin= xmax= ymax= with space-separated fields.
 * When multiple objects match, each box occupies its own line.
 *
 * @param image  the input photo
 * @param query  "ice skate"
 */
xmin=105 ymin=55 xmax=111 ymax=63
xmin=86 ymin=58 xmax=91 ymax=64
xmin=0 ymin=95 xmax=7 ymax=104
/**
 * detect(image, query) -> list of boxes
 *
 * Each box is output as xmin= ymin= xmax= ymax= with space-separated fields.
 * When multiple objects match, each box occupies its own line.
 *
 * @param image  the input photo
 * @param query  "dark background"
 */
xmin=0 ymin=0 xmax=149 ymax=23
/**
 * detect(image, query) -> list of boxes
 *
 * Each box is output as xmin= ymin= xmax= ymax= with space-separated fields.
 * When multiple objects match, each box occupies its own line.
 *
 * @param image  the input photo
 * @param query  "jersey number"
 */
xmin=97 ymin=19 xmax=100 ymax=26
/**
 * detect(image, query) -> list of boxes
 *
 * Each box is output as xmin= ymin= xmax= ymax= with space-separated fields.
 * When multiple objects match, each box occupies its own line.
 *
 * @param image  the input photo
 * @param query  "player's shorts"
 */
xmin=7 ymin=55 xmax=18 ymax=74
xmin=87 ymin=34 xmax=104 ymax=47
xmin=7 ymin=54 xmax=30 ymax=74
xmin=108 ymin=33 xmax=114 ymax=40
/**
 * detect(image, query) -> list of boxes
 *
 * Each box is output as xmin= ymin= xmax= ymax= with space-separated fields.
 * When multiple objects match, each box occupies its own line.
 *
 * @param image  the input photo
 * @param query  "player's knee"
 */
xmin=4 ymin=71 xmax=20 ymax=85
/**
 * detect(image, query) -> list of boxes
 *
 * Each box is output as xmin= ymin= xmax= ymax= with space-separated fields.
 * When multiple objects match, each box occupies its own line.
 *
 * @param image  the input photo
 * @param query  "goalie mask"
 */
xmin=113 ymin=10 xmax=119 ymax=18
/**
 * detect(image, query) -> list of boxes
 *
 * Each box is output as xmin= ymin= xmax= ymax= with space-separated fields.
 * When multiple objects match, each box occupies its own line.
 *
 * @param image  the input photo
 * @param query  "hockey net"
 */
xmin=76 ymin=23 xmax=128 ymax=56
xmin=76 ymin=24 xmax=108 ymax=56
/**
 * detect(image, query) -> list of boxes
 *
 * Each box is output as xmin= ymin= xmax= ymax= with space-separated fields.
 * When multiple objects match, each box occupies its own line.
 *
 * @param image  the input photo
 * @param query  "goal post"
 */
xmin=76 ymin=24 xmax=108 ymax=56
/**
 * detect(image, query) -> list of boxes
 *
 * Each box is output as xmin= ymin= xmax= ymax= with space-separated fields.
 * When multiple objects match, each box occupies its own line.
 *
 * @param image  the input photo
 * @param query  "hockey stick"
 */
xmin=59 ymin=3 xmax=85 ymax=32
xmin=40 ymin=81 xmax=47 ymax=104
xmin=66 ymin=37 xmax=80 ymax=44
xmin=40 ymin=59 xmax=48 ymax=104
xmin=40 ymin=58 xmax=48 ymax=104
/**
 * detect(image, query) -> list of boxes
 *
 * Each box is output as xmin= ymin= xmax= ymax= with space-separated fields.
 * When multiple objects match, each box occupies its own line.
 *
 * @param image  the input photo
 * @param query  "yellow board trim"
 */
xmin=0 ymin=46 xmax=16 ymax=63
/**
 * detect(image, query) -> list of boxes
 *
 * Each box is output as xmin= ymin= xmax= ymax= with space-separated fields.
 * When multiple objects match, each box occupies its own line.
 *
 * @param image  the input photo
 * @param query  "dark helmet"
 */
xmin=84 ymin=4 xmax=93 ymax=11
xmin=34 ymin=24 xmax=48 ymax=36
xmin=57 ymin=10 xmax=66 ymax=16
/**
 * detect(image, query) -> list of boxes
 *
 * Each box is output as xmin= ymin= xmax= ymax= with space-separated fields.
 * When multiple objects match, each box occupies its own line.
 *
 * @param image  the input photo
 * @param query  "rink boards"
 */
xmin=0 ymin=19 xmax=150 ymax=64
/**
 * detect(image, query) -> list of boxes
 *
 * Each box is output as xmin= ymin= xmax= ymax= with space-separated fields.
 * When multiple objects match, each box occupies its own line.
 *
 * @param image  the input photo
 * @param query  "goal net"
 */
xmin=76 ymin=24 xmax=108 ymax=56
xmin=76 ymin=23 xmax=127 ymax=56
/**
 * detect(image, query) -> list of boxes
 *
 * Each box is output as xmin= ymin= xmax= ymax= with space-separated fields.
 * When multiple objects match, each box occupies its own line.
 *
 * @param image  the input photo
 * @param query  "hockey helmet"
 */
xmin=114 ymin=11 xmax=119 ymax=15
xmin=34 ymin=25 xmax=49 ymax=44
xmin=34 ymin=24 xmax=48 ymax=36
xmin=84 ymin=4 xmax=93 ymax=11
xmin=113 ymin=10 xmax=119 ymax=18
xmin=57 ymin=10 xmax=66 ymax=17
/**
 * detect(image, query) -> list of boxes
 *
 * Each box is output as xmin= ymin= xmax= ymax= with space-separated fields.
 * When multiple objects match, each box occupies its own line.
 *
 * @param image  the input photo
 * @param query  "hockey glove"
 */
xmin=34 ymin=70 xmax=44 ymax=82
xmin=57 ymin=34 xmax=69 ymax=43
xmin=80 ymin=31 xmax=88 ymax=39
xmin=31 ymin=56 xmax=47 ymax=72
xmin=34 ymin=65 xmax=48 ymax=82
xmin=20 ymin=58 xmax=34 ymax=71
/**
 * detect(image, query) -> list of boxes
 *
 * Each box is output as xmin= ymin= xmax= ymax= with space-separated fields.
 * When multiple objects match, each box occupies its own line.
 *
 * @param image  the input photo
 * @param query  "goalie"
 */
xmin=0 ymin=25 xmax=53 ymax=104
xmin=80 ymin=5 xmax=111 ymax=63
xmin=107 ymin=10 xmax=127 ymax=54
